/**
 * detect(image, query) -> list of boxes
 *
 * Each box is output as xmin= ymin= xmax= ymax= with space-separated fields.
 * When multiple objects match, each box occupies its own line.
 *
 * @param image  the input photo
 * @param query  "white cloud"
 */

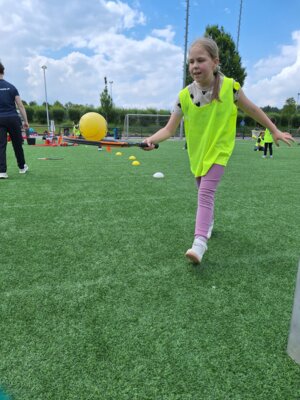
xmin=152 ymin=25 xmax=175 ymax=43
xmin=244 ymin=31 xmax=300 ymax=107
xmin=102 ymin=0 xmax=146 ymax=29
xmin=0 ymin=0 xmax=183 ymax=110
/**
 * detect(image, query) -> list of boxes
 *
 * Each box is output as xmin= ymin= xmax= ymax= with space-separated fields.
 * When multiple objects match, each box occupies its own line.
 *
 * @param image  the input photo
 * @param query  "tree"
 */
xmin=51 ymin=107 xmax=65 ymax=123
xmin=185 ymin=24 xmax=247 ymax=87
xmin=35 ymin=106 xmax=49 ymax=124
xmin=100 ymin=77 xmax=113 ymax=121
xmin=68 ymin=107 xmax=81 ymax=123
xmin=24 ymin=106 xmax=35 ymax=122
xmin=206 ymin=25 xmax=247 ymax=86
xmin=262 ymin=105 xmax=280 ymax=113
xmin=291 ymin=113 xmax=300 ymax=128
xmin=281 ymin=97 xmax=297 ymax=127
xmin=53 ymin=100 xmax=64 ymax=108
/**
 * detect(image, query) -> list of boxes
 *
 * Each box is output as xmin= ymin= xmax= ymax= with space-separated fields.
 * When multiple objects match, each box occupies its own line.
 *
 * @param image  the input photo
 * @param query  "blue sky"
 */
xmin=1 ymin=0 xmax=300 ymax=110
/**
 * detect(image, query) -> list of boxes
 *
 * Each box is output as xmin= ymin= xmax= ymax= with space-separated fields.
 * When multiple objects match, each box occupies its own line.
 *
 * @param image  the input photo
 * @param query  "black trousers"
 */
xmin=264 ymin=142 xmax=273 ymax=156
xmin=0 ymin=116 xmax=26 ymax=172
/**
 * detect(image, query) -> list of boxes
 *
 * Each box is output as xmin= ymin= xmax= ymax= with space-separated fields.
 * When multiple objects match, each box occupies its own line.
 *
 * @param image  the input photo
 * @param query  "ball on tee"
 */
xmin=153 ymin=172 xmax=164 ymax=179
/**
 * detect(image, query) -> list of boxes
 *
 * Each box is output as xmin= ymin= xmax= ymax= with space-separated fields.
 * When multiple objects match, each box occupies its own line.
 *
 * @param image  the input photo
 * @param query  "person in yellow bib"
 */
xmin=73 ymin=123 xmax=81 ymax=138
xmin=254 ymin=131 xmax=265 ymax=151
xmin=263 ymin=118 xmax=275 ymax=158
xmin=143 ymin=37 xmax=295 ymax=264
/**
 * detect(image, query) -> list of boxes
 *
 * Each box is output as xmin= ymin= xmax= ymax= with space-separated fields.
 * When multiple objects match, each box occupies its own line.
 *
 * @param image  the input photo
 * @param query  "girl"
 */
xmin=254 ymin=131 xmax=265 ymax=152
xmin=143 ymin=37 xmax=294 ymax=264
xmin=263 ymin=118 xmax=275 ymax=158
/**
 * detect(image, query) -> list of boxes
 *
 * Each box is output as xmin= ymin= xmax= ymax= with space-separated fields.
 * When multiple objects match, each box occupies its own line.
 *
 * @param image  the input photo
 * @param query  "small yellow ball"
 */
xmin=132 ymin=160 xmax=140 ymax=166
xmin=116 ymin=152 xmax=123 ymax=156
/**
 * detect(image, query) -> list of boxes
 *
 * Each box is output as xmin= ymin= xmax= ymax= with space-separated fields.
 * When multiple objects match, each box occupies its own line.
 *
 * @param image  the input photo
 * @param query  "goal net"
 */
xmin=123 ymin=113 xmax=182 ymax=139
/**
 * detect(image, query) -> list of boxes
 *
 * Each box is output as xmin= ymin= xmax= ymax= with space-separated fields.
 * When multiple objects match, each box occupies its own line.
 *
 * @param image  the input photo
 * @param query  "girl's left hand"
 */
xmin=272 ymin=130 xmax=295 ymax=146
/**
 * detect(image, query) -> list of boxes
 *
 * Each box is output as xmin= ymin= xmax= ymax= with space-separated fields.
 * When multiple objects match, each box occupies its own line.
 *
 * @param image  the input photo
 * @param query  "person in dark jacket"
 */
xmin=0 ymin=61 xmax=29 ymax=179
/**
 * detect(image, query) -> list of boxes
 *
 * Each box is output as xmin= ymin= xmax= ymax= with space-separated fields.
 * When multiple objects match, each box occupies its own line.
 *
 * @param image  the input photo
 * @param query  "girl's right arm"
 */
xmin=143 ymin=113 xmax=182 ymax=150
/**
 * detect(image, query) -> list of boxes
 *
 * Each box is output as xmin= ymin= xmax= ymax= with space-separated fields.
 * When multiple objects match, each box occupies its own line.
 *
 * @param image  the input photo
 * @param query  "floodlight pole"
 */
xmin=297 ymin=92 xmax=300 ymax=112
xmin=182 ymin=0 xmax=189 ymax=90
xmin=180 ymin=0 xmax=190 ymax=139
xmin=236 ymin=0 xmax=243 ymax=50
xmin=41 ymin=65 xmax=50 ymax=132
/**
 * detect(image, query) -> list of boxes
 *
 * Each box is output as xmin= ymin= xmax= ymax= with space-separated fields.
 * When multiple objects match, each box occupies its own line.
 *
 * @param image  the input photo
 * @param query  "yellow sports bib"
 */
xmin=264 ymin=128 xmax=273 ymax=144
xmin=256 ymin=137 xmax=265 ymax=147
xmin=180 ymin=77 xmax=239 ymax=177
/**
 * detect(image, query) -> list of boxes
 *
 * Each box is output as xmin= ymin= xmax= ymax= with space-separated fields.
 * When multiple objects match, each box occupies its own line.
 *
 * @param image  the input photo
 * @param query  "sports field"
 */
xmin=1 ymin=139 xmax=300 ymax=399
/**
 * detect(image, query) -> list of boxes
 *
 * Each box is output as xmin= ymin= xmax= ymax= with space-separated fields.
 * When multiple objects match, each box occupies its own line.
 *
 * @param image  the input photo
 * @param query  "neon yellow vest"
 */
xmin=73 ymin=127 xmax=80 ymax=136
xmin=264 ymin=128 xmax=273 ymax=143
xmin=256 ymin=137 xmax=265 ymax=147
xmin=180 ymin=77 xmax=239 ymax=177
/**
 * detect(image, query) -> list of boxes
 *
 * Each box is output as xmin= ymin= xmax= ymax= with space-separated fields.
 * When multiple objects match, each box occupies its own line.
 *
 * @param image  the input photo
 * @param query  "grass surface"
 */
xmin=1 ymin=139 xmax=300 ymax=399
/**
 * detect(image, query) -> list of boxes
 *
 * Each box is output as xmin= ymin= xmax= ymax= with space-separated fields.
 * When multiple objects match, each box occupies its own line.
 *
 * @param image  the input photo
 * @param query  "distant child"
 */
xmin=254 ymin=131 xmax=265 ymax=151
xmin=143 ymin=37 xmax=294 ymax=264
xmin=73 ymin=123 xmax=81 ymax=137
xmin=263 ymin=118 xmax=275 ymax=158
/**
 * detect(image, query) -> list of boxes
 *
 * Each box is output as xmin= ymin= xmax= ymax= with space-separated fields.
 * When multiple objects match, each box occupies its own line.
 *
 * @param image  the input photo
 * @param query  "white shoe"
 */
xmin=185 ymin=238 xmax=207 ymax=264
xmin=262 ymin=155 xmax=266 ymax=158
xmin=19 ymin=164 xmax=29 ymax=174
xmin=0 ymin=172 xmax=8 ymax=179
xmin=207 ymin=220 xmax=214 ymax=239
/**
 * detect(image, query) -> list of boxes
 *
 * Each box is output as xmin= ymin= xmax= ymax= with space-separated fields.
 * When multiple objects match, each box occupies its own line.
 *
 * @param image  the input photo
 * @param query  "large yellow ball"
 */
xmin=79 ymin=112 xmax=107 ymax=141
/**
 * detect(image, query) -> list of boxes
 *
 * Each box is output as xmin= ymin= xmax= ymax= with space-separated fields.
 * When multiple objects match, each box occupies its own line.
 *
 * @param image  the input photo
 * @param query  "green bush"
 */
xmin=34 ymin=106 xmax=49 ymax=124
xmin=80 ymin=106 xmax=96 ymax=116
xmin=267 ymin=112 xmax=280 ymax=123
xmin=291 ymin=114 xmax=300 ymax=128
xmin=280 ymin=114 xmax=289 ymax=127
xmin=67 ymin=108 xmax=81 ymax=123
xmin=25 ymin=106 xmax=35 ymax=122
xmin=51 ymin=107 xmax=65 ymax=123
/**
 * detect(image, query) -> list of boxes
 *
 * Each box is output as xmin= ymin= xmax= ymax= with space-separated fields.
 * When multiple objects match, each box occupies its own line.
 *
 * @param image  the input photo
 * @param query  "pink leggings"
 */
xmin=195 ymin=164 xmax=224 ymax=239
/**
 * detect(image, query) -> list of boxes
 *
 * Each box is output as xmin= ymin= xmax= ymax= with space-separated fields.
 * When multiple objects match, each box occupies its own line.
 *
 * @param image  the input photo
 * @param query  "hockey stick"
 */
xmin=38 ymin=157 xmax=64 ymax=160
xmin=62 ymin=137 xmax=159 ymax=149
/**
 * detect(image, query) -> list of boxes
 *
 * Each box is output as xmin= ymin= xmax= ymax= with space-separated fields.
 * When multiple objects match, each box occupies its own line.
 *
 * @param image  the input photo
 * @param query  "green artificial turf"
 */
xmin=0 ymin=139 xmax=300 ymax=399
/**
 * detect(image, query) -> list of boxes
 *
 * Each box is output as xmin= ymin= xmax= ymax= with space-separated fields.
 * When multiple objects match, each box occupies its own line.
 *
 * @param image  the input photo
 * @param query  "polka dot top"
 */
xmin=173 ymin=75 xmax=240 ymax=116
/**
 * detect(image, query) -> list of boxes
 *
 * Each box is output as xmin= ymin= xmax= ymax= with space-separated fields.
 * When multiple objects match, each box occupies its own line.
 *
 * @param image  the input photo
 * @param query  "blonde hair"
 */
xmin=189 ymin=37 xmax=221 ymax=101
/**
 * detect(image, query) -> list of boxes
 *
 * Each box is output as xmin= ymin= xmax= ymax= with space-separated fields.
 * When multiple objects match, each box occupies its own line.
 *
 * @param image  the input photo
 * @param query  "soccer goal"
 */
xmin=123 ymin=113 xmax=181 ymax=139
